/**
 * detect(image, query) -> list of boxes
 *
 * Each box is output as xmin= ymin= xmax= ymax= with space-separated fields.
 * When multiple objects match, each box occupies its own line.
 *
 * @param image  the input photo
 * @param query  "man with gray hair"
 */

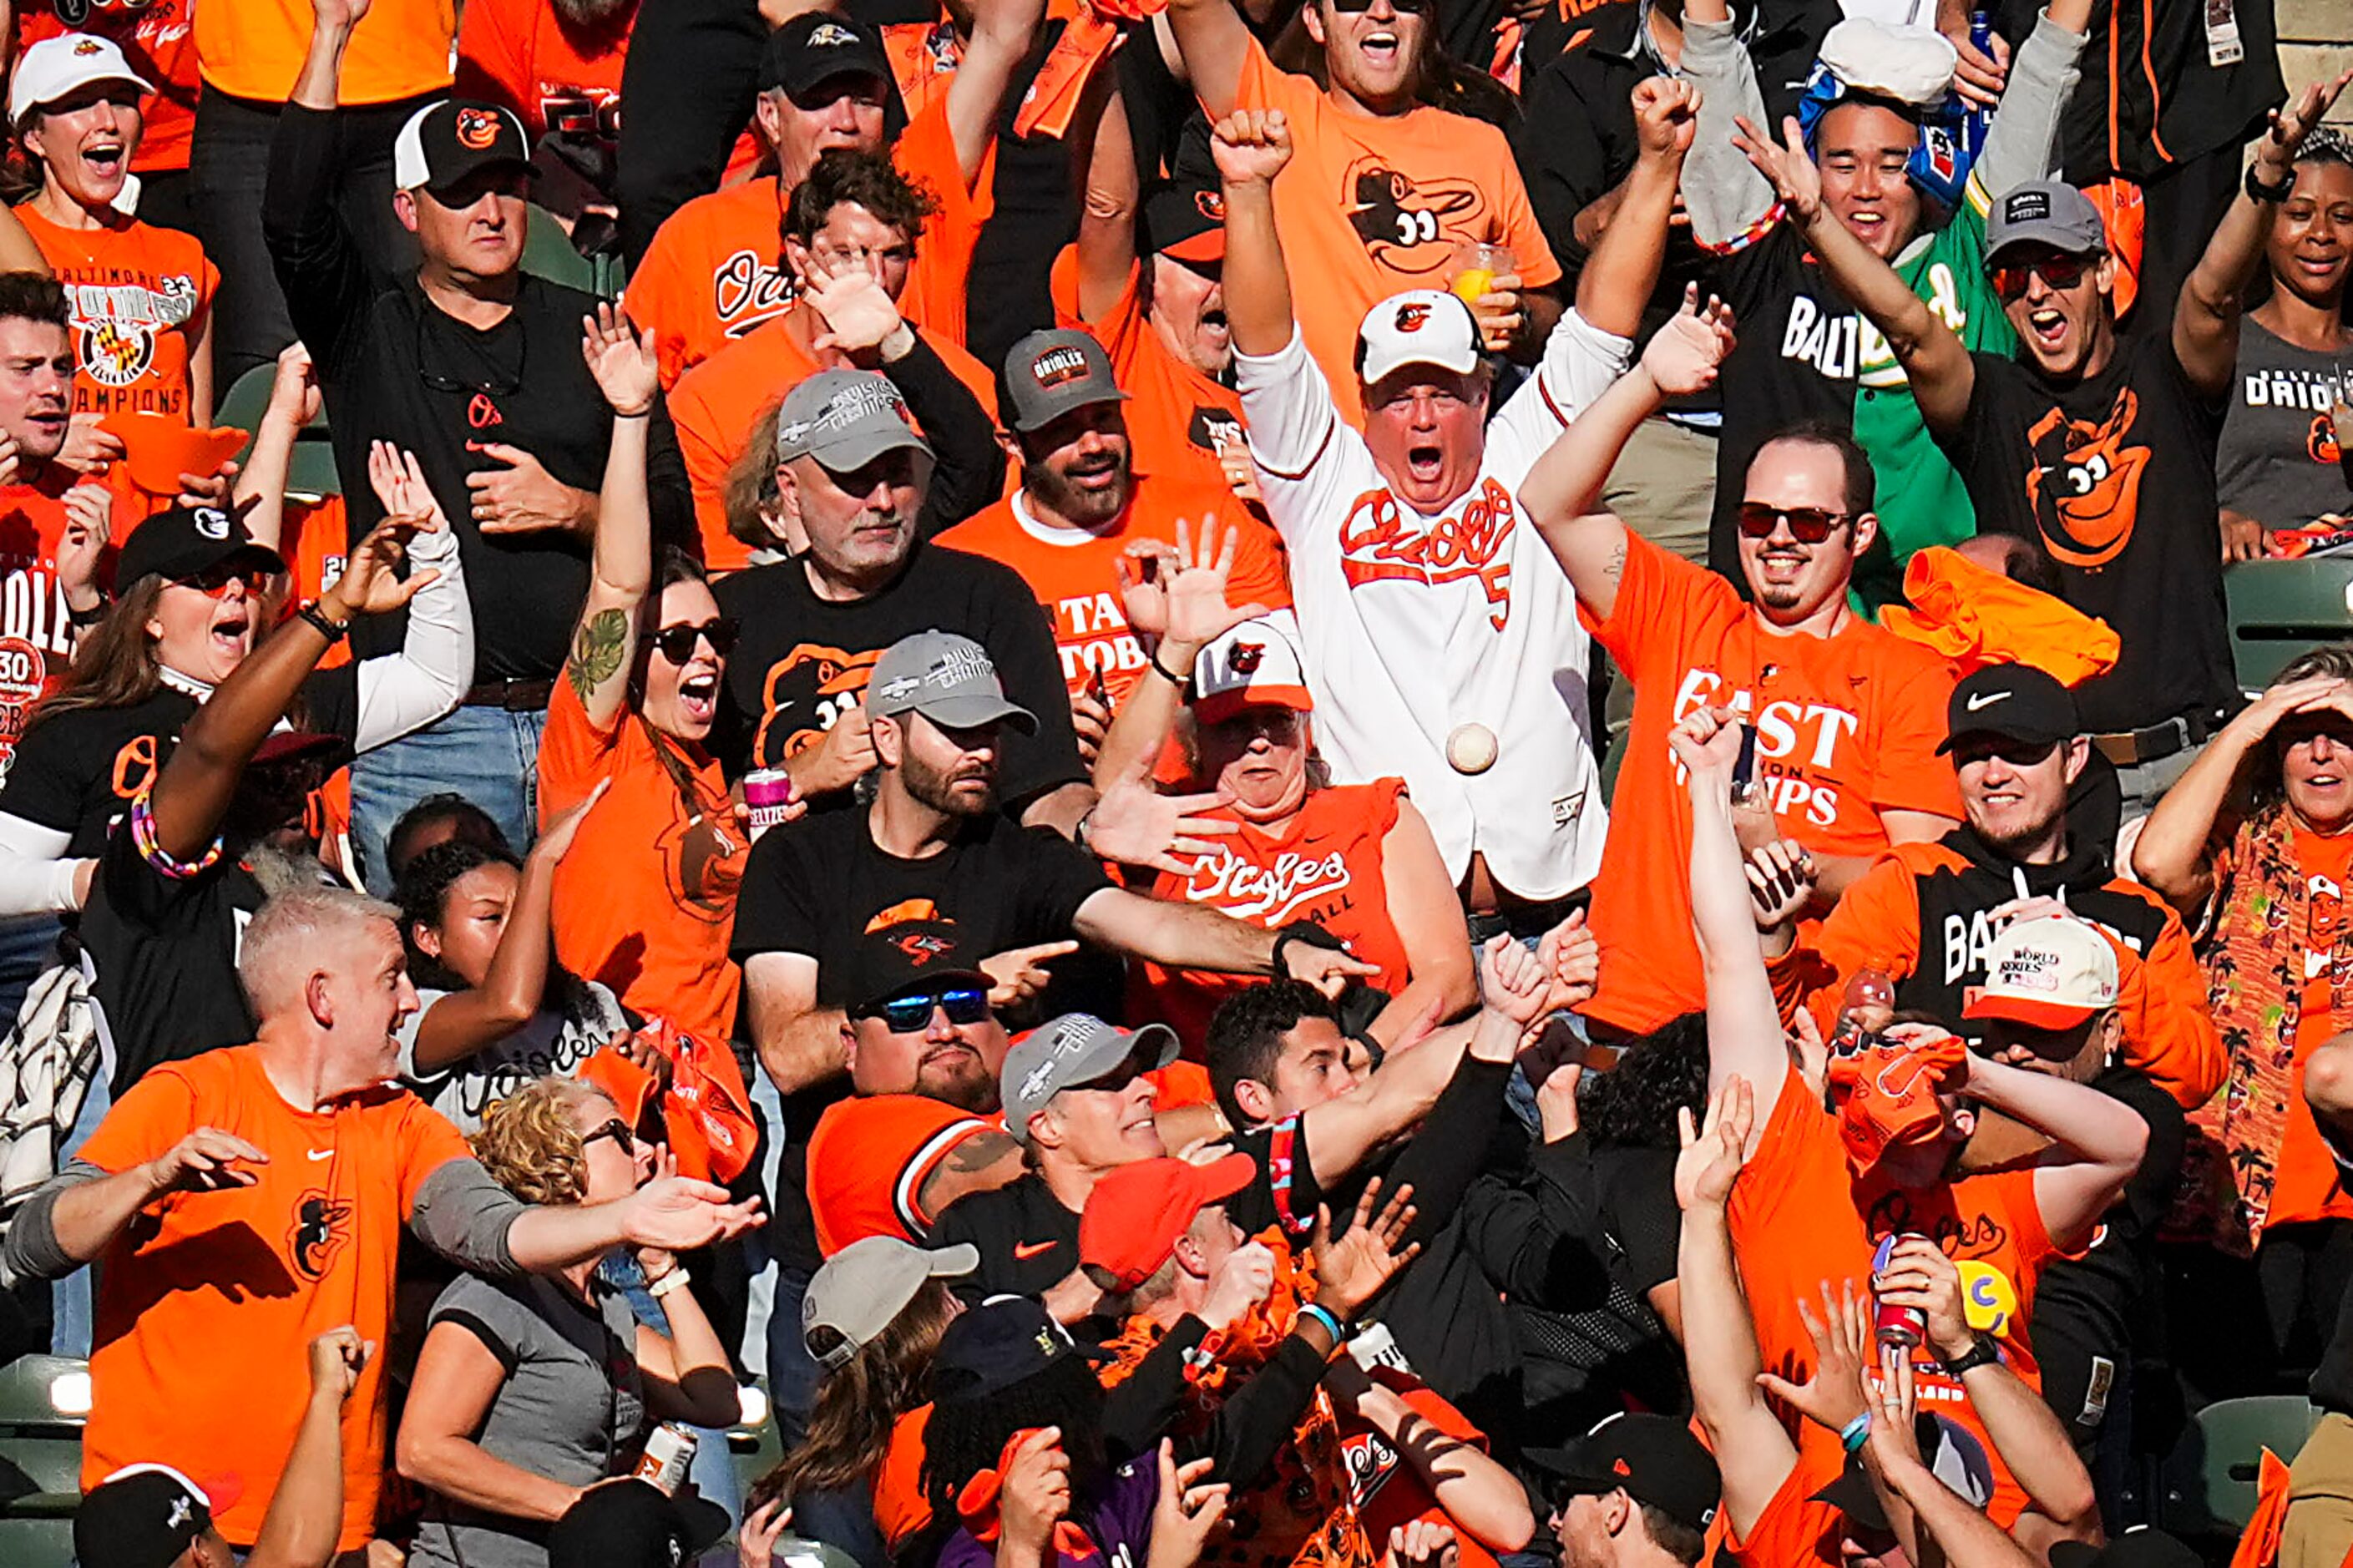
xmin=3 ymin=877 xmax=763 ymax=1558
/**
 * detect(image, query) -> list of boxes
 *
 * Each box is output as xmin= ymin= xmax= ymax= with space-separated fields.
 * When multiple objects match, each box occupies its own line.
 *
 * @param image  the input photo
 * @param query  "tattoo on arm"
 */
xmin=567 ymin=609 xmax=628 ymax=701
xmin=1604 ymin=539 xmax=1627 ymax=583
xmin=943 ymin=1131 xmax=1020 ymax=1174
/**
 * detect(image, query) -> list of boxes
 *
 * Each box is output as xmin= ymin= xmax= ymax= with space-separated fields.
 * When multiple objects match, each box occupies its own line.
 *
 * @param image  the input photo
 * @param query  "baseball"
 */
xmin=1447 ymin=722 xmax=1498 ymax=775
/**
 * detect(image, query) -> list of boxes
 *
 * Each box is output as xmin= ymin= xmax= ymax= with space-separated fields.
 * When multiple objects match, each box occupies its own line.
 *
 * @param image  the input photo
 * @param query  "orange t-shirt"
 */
xmin=537 ymin=675 xmax=744 ymax=1052
xmin=1048 ymin=248 xmax=1247 ymax=499
xmin=932 ymin=477 xmax=1291 ymax=702
xmin=1723 ymin=1454 xmax=1845 ymax=1568
xmin=883 ymin=19 xmax=963 ymax=121
xmin=74 ymin=1044 xmax=472 ymax=1551
xmin=1136 ymin=780 xmax=1413 ymax=1053
xmin=16 ymin=207 xmax=218 ymax=422
xmin=15 ymin=3 xmax=200 ymax=174
xmin=196 ymin=0 xmax=454 ymax=105
xmin=625 ymin=99 xmax=985 ymax=389
xmin=1230 ymin=38 xmax=1558 ymax=424
xmin=0 ymin=466 xmax=150 ymax=771
xmin=1582 ymin=532 xmax=1961 ymax=1035
xmin=1728 ymin=1065 xmax=2057 ymax=1527
xmin=2261 ymin=825 xmax=2353 ymax=1229
xmin=805 ymin=1093 xmax=999 ymax=1255
xmin=875 ymin=1404 xmax=935 ymax=1548
xmin=1335 ymin=1378 xmax=1502 ymax=1568
xmin=670 ymin=311 xmax=999 ymax=572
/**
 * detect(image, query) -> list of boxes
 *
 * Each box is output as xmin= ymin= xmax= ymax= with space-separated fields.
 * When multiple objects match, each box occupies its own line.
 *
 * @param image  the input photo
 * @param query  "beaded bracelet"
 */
xmin=129 ymin=789 xmax=225 ymax=881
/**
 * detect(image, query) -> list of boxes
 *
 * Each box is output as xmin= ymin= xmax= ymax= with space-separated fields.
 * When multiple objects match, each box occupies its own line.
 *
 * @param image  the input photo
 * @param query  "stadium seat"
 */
xmin=2158 ymin=1393 xmax=2320 ymax=1537
xmin=522 ymin=203 xmax=603 ymax=296
xmin=0 ymin=1354 xmax=89 ymax=1568
xmin=2224 ymin=559 xmax=2353 ymax=695
xmin=214 ymin=360 xmax=342 ymax=501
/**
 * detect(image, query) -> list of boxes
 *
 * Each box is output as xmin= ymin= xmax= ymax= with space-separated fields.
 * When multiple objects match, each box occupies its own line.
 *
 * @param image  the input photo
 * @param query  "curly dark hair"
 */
xmin=1205 ymin=979 xmax=1339 ymax=1126
xmin=782 ymin=147 xmax=939 ymax=250
xmin=914 ymin=1354 xmax=1111 ymax=1561
xmin=395 ymin=839 xmax=524 ymax=992
xmin=1577 ymin=1014 xmax=1710 ymax=1151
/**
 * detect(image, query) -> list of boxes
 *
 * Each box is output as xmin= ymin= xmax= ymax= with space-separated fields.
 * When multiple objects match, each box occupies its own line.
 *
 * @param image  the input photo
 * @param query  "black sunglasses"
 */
xmin=1736 ymin=503 xmax=1850 ymax=544
xmin=1989 ymin=252 xmax=2091 ymax=302
xmin=650 ymin=617 xmax=740 ymax=664
xmin=863 ymin=986 xmax=992 ymax=1033
xmin=417 ymin=309 xmax=526 ymax=397
xmin=582 ymin=1118 xmax=635 ymax=1156
xmin=1328 ymin=0 xmax=1432 ymax=12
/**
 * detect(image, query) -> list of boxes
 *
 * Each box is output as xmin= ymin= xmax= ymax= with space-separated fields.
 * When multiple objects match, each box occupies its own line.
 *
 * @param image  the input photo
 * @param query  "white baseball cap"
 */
xmin=1354 ymin=290 xmax=1481 ymax=389
xmin=1964 ymin=914 xmax=2119 ymax=1029
xmin=1192 ymin=613 xmax=1313 ymax=726
xmin=1815 ymin=18 xmax=1959 ymax=109
xmin=9 ymin=33 xmax=152 ymax=129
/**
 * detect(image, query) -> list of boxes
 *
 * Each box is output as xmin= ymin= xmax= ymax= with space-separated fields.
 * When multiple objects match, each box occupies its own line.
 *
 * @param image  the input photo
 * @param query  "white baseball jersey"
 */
xmin=1236 ymin=310 xmax=1630 ymax=901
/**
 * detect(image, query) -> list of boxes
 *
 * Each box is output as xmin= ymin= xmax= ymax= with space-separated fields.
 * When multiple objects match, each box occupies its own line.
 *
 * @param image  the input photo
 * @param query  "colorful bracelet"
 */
xmin=1297 ymin=1302 xmax=1344 ymax=1343
xmin=128 ymin=789 xmax=225 ymax=881
xmin=1839 ymin=1411 xmax=1872 ymax=1454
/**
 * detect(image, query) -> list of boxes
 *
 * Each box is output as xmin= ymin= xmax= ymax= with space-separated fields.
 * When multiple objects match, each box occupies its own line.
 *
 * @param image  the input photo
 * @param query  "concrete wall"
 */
xmin=2278 ymin=0 xmax=2351 ymax=127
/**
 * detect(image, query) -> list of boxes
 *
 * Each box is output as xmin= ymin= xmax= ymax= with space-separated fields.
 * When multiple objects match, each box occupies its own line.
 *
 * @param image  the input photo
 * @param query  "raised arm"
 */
xmin=1214 ymin=109 xmax=1293 ymax=360
xmin=1165 ymin=0 xmax=1256 ymax=121
xmin=1971 ymin=0 xmax=2092 ymax=202
xmin=1677 ymin=0 xmax=1776 ymax=247
xmin=2174 ymin=72 xmax=2353 ymax=402
xmin=1679 ymin=706 xmax=1795 ymax=1141
xmin=1521 ymin=290 xmax=1733 ymax=621
xmin=742 ymin=952 xmax=849 ymax=1095
xmin=1576 ymin=78 xmax=1698 ymax=340
xmin=1070 ymin=82 xmax=1142 ymax=326
xmin=264 ymin=0 xmax=377 ymax=369
xmin=945 ymin=0 xmax=1050 ymax=186
xmin=247 ymin=1329 xmax=369 ymax=1568
xmin=354 ymin=442 xmax=476 ymax=751
xmin=1735 ymin=114 xmax=1976 ymax=434
xmin=1092 ymin=521 xmax=1266 ymax=789
xmin=568 ymin=306 xmax=659 ymax=731
xmin=1959 ymin=1049 xmax=2147 ymax=1252
xmin=230 ymin=346 xmax=321 ymax=553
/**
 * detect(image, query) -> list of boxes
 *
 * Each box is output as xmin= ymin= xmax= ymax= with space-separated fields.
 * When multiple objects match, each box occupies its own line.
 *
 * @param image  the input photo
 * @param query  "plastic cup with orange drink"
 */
xmin=1448 ymin=241 xmax=1516 ymax=309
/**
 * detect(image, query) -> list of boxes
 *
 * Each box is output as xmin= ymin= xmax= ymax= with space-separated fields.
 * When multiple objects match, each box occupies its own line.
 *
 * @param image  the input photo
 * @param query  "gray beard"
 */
xmin=245 ymin=842 xmax=335 ymax=898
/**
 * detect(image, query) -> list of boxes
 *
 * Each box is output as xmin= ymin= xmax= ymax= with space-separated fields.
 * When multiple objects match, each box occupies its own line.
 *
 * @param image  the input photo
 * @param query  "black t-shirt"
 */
xmin=929 ymin=1171 xmax=1084 ymax=1304
xmin=1 ymin=688 xmax=200 ymax=857
xmin=1936 ymin=330 xmax=2236 ymax=736
xmin=711 ymin=542 xmax=1085 ymax=808
xmin=2024 ymin=1066 xmax=2185 ymax=1361
xmin=731 ymin=802 xmax=1111 ymax=1004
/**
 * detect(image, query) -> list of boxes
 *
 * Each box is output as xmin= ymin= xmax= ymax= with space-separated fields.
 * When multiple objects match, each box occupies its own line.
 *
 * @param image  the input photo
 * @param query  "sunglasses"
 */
xmin=863 ymin=986 xmax=991 ymax=1033
xmin=1328 ymin=0 xmax=1432 ymax=13
xmin=1989 ymin=252 xmax=2090 ymax=301
xmin=650 ymin=618 xmax=740 ymax=664
xmin=1736 ymin=503 xmax=1850 ymax=544
xmin=179 ymin=560 xmax=274 ymax=597
xmin=582 ymin=1118 xmax=635 ymax=1156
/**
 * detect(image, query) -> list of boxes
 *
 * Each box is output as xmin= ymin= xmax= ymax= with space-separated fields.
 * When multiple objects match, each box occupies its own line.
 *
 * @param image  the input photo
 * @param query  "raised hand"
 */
xmin=999 ymin=1428 xmax=1073 ymax=1554
xmin=1199 ymin=1239 xmax=1277 ymax=1331
xmin=804 ymin=255 xmax=908 ymax=361
xmin=325 ymin=510 xmax=438 ymax=619
xmin=534 ymin=776 xmax=611 ymax=865
xmin=1311 ymin=1176 xmax=1420 ymax=1320
xmin=793 ymin=704 xmax=878 ymax=796
xmin=144 ymin=1126 xmax=269 ymax=1195
xmin=1745 ymin=840 xmax=1816 ymax=931
xmin=56 ymin=483 xmax=112 ymax=612
xmin=367 ymin=440 xmax=452 ymax=531
xmin=1084 ymin=776 xmax=1242 ymax=875
xmin=1731 ymin=114 xmax=1824 ymax=228
xmin=1148 ymin=1441 xmax=1232 ymax=1568
xmin=1115 ymin=517 xmax=1269 ymax=650
xmin=265 ymin=341 xmax=322 ymax=431
xmin=1478 ymin=933 xmax=1552 ymax=1030
xmin=1536 ymin=908 xmax=1599 ymax=1014
xmin=738 ymin=1500 xmax=793 ymax=1568
xmin=581 ymin=304 xmax=657 ymax=417
xmin=1641 ymin=285 xmax=1736 ymax=397
xmin=1668 ymin=704 xmax=1746 ymax=795
xmin=2255 ymin=68 xmax=2353 ymax=180
xmin=1210 ymin=108 xmax=1293 ymax=187
xmin=312 ymin=0 xmax=373 ymax=32
xmin=1384 ymin=1520 xmax=1461 ymax=1568
xmin=1673 ymin=1074 xmax=1754 ymax=1212
xmin=306 ymin=1325 xmax=371 ymax=1401
xmin=1945 ymin=22 xmax=2009 ymax=110
xmin=979 ymin=940 xmax=1078 ymax=1009
xmin=1631 ymin=75 xmax=1702 ymax=161
xmin=619 ymin=1174 xmax=765 ymax=1252
xmin=1756 ymin=1282 xmax=1876 ymax=1435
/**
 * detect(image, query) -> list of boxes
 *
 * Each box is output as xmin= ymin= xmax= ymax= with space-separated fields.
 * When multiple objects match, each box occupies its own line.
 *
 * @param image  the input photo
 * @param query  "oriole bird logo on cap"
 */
xmin=454 ymin=108 xmax=501 ymax=149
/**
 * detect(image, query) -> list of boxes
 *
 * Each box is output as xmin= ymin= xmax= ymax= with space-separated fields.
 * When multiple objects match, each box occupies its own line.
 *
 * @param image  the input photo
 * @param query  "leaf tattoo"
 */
xmin=568 ymin=609 xmax=629 ymax=701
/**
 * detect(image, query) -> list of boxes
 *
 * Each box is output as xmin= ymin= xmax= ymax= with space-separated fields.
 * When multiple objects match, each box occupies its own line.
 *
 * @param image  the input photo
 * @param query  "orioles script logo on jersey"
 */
xmin=1337 ymin=477 xmax=1516 ymax=630
xmin=1343 ymin=159 xmax=1485 ymax=275
xmin=712 ymin=250 xmax=798 ymax=341
xmin=2024 ymin=388 xmax=2151 ymax=569
xmin=1185 ymin=846 xmax=1351 ymax=923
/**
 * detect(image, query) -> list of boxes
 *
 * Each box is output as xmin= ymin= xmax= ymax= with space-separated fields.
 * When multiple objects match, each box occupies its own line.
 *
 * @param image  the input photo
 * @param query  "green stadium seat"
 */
xmin=0 ymin=1354 xmax=89 ymax=1568
xmin=2225 ymin=558 xmax=2353 ymax=696
xmin=522 ymin=203 xmax=603 ymax=295
xmin=2158 ymin=1393 xmax=2320 ymax=1537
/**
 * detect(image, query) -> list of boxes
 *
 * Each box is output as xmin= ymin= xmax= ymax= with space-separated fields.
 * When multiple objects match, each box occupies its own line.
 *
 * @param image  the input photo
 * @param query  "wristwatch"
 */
xmin=2246 ymin=162 xmax=2296 ymax=203
xmin=1939 ymin=1335 xmax=2001 ymax=1378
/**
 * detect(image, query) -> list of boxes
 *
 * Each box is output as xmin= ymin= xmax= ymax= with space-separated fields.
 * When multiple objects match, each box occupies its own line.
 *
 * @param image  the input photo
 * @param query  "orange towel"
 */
xmin=1878 ymin=546 xmax=2121 ymax=688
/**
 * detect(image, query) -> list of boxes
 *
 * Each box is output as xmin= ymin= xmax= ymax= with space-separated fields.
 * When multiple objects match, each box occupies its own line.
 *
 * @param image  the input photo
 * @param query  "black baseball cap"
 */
xmin=1140 ymin=119 xmax=1225 ymax=266
xmin=392 ymin=99 xmax=535 ymax=195
xmin=847 ymin=919 xmax=993 ymax=1017
xmin=74 ymin=1465 xmax=227 ymax=1568
xmin=115 ymin=503 xmax=285 ymax=589
xmin=1524 ymin=1413 xmax=1722 ymax=1537
xmin=1936 ymin=662 xmax=2081 ymax=755
xmin=2050 ymin=1530 xmax=2204 ymax=1568
xmin=762 ymin=13 xmax=891 ymax=100
xmin=1810 ymin=1414 xmax=1992 ymax=1531
xmin=545 ymin=1477 xmax=730 ymax=1566
xmin=931 ymin=1297 xmax=1092 ymax=1407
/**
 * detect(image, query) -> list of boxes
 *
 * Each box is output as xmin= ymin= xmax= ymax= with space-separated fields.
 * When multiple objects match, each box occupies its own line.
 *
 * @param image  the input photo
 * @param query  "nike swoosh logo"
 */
xmin=1012 ymin=1240 xmax=1058 ymax=1260
xmin=307 ymin=1149 xmax=334 ymax=1162
xmin=1966 ymin=691 xmax=2011 ymax=712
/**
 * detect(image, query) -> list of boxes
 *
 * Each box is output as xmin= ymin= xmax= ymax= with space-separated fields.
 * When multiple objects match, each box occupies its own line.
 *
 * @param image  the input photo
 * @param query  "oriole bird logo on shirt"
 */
xmin=289 ymin=1191 xmax=352 ymax=1281
xmin=1343 ymin=161 xmax=1485 ymax=275
xmin=2023 ymin=388 xmax=2152 ymax=569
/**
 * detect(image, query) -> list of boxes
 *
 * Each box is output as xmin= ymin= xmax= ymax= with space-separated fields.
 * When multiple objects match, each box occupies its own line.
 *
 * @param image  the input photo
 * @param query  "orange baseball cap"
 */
xmin=1078 ymin=1152 xmax=1257 ymax=1292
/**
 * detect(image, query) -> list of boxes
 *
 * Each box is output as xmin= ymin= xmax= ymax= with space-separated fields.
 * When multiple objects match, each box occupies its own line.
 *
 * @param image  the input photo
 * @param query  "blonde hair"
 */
xmin=472 ymin=1077 xmax=615 ymax=1206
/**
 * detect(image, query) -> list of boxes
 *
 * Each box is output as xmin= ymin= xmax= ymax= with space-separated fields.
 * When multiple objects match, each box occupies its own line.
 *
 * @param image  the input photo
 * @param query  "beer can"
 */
xmin=742 ymin=768 xmax=796 ymax=840
xmin=634 ymin=1421 xmax=698 ymax=1495
xmin=1871 ymin=1235 xmax=1926 ymax=1348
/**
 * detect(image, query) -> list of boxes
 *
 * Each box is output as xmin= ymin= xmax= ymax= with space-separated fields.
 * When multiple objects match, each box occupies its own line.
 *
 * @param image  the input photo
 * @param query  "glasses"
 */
xmin=862 ymin=986 xmax=991 ymax=1033
xmin=178 ymin=560 xmax=274 ymax=598
xmin=1989 ymin=253 xmax=2090 ymax=301
xmin=650 ymin=618 xmax=740 ymax=664
xmin=1329 ymin=0 xmax=1432 ymax=13
xmin=582 ymin=1118 xmax=635 ymax=1156
xmin=1736 ymin=503 xmax=1850 ymax=544
xmin=416 ymin=310 xmax=526 ymax=397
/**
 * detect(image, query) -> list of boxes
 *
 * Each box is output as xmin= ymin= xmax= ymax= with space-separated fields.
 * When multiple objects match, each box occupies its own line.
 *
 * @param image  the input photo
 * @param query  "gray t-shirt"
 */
xmin=399 ymin=982 xmax=628 ymax=1133
xmin=407 ymin=1271 xmax=648 ymax=1568
xmin=2216 ymin=317 xmax=2353 ymax=529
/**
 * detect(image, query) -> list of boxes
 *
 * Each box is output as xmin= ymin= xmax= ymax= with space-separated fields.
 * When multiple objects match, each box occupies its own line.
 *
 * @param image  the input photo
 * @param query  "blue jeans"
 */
xmin=349 ymin=705 xmax=548 ymax=895
xmin=0 ymin=914 xmax=60 ymax=1025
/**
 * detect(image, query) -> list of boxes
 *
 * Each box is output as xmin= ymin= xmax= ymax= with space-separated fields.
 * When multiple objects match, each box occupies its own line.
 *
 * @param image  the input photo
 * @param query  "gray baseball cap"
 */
xmin=1002 ymin=1013 xmax=1178 ymax=1144
xmin=776 ymin=368 xmax=934 ymax=471
xmin=1985 ymin=180 xmax=2107 ymax=263
xmin=1000 ymin=328 xmax=1129 ymax=434
xmin=802 ymin=1235 xmax=979 ymax=1370
xmin=868 ymin=630 xmax=1038 ymax=735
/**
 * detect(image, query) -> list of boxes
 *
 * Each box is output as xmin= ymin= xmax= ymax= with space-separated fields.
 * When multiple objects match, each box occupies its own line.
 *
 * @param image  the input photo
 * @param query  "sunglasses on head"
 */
xmin=863 ymin=986 xmax=991 ymax=1033
xmin=1989 ymin=252 xmax=2091 ymax=301
xmin=650 ymin=617 xmax=740 ymax=664
xmin=1735 ymin=503 xmax=1850 ymax=544
xmin=179 ymin=559 xmax=273 ymax=598
xmin=582 ymin=1118 xmax=635 ymax=1156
